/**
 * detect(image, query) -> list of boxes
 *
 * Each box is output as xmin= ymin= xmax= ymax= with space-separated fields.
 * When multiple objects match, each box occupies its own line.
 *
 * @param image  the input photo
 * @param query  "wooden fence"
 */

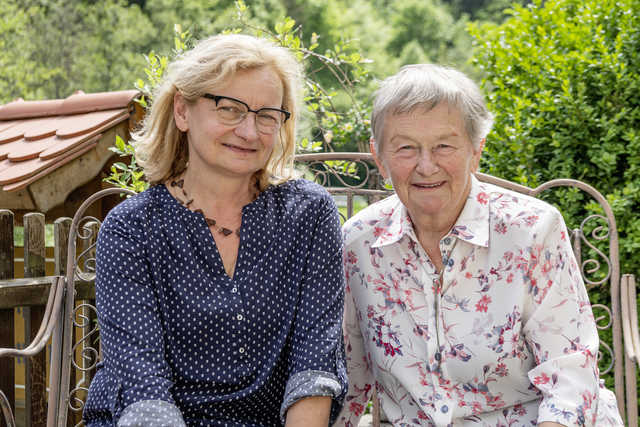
xmin=0 ymin=210 xmax=93 ymax=427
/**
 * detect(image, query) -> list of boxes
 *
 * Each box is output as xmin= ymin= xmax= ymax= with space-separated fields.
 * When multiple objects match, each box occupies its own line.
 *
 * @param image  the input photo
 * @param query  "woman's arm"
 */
xmin=280 ymin=189 xmax=347 ymax=424
xmin=285 ymin=396 xmax=332 ymax=427
xmin=522 ymin=209 xmax=601 ymax=427
xmin=94 ymin=204 xmax=185 ymax=425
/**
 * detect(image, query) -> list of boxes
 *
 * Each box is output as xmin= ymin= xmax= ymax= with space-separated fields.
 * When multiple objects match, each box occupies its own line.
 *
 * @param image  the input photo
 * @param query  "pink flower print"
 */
xmin=533 ymin=372 xmax=550 ymax=385
xmin=475 ymin=295 xmax=492 ymax=312
xmin=513 ymin=403 xmax=527 ymax=416
xmin=524 ymin=215 xmax=539 ymax=227
xmin=477 ymin=191 xmax=489 ymax=205
xmin=506 ymin=272 xmax=514 ymax=283
xmin=373 ymin=226 xmax=386 ymax=238
xmin=465 ymin=271 xmax=473 ymax=279
xmin=345 ymin=250 xmax=358 ymax=264
xmin=367 ymin=305 xmax=375 ymax=319
xmin=349 ymin=401 xmax=365 ymax=416
xmin=494 ymin=221 xmax=507 ymax=234
xmin=495 ymin=362 xmax=508 ymax=377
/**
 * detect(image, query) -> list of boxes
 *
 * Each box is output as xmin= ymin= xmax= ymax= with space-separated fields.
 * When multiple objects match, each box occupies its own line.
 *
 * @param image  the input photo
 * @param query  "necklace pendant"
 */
xmin=220 ymin=227 xmax=233 ymax=237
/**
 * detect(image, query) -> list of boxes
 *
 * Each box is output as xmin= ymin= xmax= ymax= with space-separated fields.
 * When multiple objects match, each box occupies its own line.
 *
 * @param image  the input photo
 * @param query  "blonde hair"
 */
xmin=133 ymin=34 xmax=303 ymax=190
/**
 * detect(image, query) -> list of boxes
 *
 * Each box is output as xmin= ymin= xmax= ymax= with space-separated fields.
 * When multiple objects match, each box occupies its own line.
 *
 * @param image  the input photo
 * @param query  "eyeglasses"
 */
xmin=202 ymin=94 xmax=291 ymax=135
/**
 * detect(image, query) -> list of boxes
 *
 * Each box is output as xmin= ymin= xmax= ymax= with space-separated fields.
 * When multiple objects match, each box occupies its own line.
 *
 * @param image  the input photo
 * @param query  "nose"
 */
xmin=415 ymin=149 xmax=440 ymax=176
xmin=233 ymin=113 xmax=260 ymax=141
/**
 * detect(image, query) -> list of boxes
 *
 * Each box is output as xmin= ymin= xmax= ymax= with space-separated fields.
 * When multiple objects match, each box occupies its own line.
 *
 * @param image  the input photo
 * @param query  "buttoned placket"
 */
xmin=432 ymin=234 xmax=458 ymax=423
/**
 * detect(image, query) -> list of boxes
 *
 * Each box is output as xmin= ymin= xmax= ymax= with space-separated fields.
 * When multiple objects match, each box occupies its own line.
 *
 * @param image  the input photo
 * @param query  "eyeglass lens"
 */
xmin=216 ymin=97 xmax=284 ymax=134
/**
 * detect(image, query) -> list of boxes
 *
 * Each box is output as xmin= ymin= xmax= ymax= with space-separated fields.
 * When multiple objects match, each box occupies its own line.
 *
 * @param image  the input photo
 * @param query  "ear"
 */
xmin=174 ymin=92 xmax=189 ymax=132
xmin=471 ymin=138 xmax=486 ymax=173
xmin=370 ymin=137 xmax=388 ymax=180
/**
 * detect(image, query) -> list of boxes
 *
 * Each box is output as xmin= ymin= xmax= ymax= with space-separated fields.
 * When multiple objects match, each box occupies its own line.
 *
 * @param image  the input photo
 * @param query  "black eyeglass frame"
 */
xmin=202 ymin=93 xmax=291 ymax=123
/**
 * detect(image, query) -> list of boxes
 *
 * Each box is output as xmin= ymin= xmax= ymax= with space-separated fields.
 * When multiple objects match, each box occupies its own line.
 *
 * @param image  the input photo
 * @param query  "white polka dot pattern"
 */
xmin=82 ymin=179 xmax=347 ymax=426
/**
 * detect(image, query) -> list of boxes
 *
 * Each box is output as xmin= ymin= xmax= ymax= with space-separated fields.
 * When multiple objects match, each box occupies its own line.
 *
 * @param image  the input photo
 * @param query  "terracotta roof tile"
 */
xmin=0 ymin=89 xmax=140 ymax=195
xmin=2 ymin=136 xmax=101 ymax=192
xmin=56 ymin=109 xmax=128 ymax=139
xmin=0 ymin=135 xmax=100 ymax=186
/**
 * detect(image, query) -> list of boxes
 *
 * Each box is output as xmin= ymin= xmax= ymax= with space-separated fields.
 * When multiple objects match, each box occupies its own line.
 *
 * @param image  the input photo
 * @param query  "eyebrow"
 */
xmin=389 ymin=131 xmax=459 ymax=145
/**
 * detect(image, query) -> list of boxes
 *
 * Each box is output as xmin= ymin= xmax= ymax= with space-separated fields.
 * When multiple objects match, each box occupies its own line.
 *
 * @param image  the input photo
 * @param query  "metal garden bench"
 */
xmin=0 ymin=152 xmax=637 ymax=426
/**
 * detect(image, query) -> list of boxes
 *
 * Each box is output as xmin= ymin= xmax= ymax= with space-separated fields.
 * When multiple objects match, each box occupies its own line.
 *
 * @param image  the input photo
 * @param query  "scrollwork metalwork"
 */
xmin=300 ymin=159 xmax=380 ymax=190
xmin=597 ymin=339 xmax=615 ymax=375
xmin=73 ymin=217 xmax=102 ymax=283
xmin=576 ymin=214 xmax=612 ymax=289
xmin=592 ymin=303 xmax=613 ymax=330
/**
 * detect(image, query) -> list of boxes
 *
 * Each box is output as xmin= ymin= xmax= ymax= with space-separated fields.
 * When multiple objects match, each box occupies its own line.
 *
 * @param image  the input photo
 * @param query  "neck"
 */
xmin=181 ymin=167 xmax=256 ymax=211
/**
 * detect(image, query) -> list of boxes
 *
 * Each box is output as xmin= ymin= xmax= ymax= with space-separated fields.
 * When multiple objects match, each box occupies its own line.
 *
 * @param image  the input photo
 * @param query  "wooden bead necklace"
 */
xmin=170 ymin=179 xmax=241 ymax=237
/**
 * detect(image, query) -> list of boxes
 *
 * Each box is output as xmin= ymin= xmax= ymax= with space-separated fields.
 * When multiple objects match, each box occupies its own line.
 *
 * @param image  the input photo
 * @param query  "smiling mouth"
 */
xmin=222 ymin=143 xmax=256 ymax=153
xmin=413 ymin=181 xmax=445 ymax=189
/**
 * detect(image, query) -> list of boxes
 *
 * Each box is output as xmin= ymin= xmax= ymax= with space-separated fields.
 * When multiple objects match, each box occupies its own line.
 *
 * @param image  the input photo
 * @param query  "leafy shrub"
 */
xmin=469 ymin=0 xmax=640 ymax=413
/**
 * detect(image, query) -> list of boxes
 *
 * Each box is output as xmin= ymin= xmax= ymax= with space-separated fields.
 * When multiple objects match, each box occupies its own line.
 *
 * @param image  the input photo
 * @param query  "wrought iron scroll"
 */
xmin=294 ymin=153 xmax=392 ymax=221
xmin=592 ymin=303 xmax=615 ymax=375
xmin=573 ymin=214 xmax=613 ymax=289
xmin=57 ymin=187 xmax=135 ymax=427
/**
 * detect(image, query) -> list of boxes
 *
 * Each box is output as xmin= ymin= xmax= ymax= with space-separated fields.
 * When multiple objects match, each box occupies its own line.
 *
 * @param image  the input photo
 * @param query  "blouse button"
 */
xmin=435 ymin=352 xmax=441 ymax=362
xmin=443 ymin=237 xmax=451 ymax=245
xmin=239 ymin=347 xmax=245 ymax=354
xmin=237 ymin=314 xmax=244 ymax=321
xmin=231 ymin=287 xmax=238 ymax=293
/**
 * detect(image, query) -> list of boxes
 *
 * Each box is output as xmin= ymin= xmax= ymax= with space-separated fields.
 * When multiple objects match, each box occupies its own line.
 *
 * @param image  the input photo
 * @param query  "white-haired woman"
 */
xmin=84 ymin=34 xmax=346 ymax=426
xmin=336 ymin=64 xmax=622 ymax=426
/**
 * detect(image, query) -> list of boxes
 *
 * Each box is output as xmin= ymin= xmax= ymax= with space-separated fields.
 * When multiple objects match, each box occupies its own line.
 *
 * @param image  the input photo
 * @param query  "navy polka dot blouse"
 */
xmin=83 ymin=179 xmax=347 ymax=426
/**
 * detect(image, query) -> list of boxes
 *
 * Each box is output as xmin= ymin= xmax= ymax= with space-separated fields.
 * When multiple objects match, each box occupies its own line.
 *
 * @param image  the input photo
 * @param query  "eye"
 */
xmin=218 ymin=105 xmax=243 ymax=114
xmin=434 ymin=144 xmax=456 ymax=154
xmin=256 ymin=112 xmax=279 ymax=124
xmin=397 ymin=145 xmax=415 ymax=151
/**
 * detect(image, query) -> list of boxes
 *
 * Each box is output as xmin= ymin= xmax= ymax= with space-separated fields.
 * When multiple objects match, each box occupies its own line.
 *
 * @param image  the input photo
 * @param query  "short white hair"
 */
xmin=371 ymin=64 xmax=494 ymax=150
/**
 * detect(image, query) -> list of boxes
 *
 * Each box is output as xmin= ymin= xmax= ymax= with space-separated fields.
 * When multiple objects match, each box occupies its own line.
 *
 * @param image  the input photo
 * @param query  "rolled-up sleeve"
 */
xmin=522 ymin=209 xmax=605 ymax=426
xmin=281 ymin=193 xmax=348 ymax=423
xmin=95 ymin=208 xmax=185 ymax=425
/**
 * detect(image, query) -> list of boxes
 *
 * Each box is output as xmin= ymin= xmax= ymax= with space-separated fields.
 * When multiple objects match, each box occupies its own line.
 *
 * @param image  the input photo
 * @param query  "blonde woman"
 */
xmin=84 ymin=34 xmax=346 ymax=426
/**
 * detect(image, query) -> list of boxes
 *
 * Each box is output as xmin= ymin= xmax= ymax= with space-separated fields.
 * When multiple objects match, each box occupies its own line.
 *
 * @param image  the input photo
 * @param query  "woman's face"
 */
xmin=372 ymin=102 xmax=483 ymax=230
xmin=174 ymin=66 xmax=284 ymax=182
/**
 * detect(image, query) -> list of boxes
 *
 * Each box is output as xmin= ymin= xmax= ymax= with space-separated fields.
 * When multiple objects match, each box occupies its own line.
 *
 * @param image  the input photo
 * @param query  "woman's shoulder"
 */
xmin=102 ymin=184 xmax=168 ymax=229
xmin=266 ymin=178 xmax=335 ymax=210
xmin=478 ymin=180 xmax=564 ymax=231
xmin=342 ymin=194 xmax=402 ymax=245
xmin=273 ymin=178 xmax=332 ymax=199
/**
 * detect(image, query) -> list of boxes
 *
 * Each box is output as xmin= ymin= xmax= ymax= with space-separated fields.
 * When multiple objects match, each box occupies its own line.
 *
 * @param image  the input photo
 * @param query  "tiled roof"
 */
xmin=0 ymin=90 xmax=140 ymax=193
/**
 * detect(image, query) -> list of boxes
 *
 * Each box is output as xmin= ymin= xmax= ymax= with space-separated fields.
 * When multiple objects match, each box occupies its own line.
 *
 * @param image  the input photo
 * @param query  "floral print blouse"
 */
xmin=336 ymin=175 xmax=622 ymax=426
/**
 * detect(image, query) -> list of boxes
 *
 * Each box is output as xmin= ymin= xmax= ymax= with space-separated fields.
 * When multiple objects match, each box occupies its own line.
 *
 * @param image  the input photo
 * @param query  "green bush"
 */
xmin=469 ymin=0 xmax=640 ymax=414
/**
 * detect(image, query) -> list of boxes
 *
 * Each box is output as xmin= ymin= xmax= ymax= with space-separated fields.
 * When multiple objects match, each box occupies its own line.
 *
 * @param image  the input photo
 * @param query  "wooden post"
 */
xmin=23 ymin=213 xmax=46 ymax=427
xmin=0 ymin=210 xmax=15 ymax=424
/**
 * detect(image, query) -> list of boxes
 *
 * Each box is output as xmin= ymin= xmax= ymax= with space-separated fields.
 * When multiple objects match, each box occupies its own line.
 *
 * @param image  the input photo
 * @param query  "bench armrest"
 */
xmin=0 ymin=276 xmax=65 ymax=359
xmin=621 ymin=274 xmax=640 ymax=365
